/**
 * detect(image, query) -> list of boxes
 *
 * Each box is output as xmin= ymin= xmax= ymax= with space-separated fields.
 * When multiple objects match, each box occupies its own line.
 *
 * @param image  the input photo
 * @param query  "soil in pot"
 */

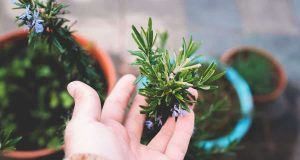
xmin=185 ymin=65 xmax=241 ymax=160
xmin=0 ymin=36 xmax=107 ymax=151
xmin=228 ymin=50 xmax=278 ymax=96
xmin=194 ymin=77 xmax=241 ymax=140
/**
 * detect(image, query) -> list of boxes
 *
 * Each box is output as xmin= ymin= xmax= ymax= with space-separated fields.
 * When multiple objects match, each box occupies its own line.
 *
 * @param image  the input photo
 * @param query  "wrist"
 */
xmin=65 ymin=153 xmax=112 ymax=160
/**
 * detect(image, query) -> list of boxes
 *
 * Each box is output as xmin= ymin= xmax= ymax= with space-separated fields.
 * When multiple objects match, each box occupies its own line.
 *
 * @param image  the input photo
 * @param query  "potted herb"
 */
xmin=221 ymin=46 xmax=287 ymax=103
xmin=130 ymin=19 xmax=253 ymax=159
xmin=185 ymin=59 xmax=253 ymax=159
xmin=186 ymin=95 xmax=240 ymax=160
xmin=129 ymin=18 xmax=227 ymax=151
xmin=0 ymin=0 xmax=116 ymax=159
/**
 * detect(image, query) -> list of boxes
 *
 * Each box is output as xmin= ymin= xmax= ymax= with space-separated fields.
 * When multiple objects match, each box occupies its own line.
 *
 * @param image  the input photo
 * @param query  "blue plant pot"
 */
xmin=136 ymin=56 xmax=253 ymax=151
xmin=195 ymin=58 xmax=253 ymax=151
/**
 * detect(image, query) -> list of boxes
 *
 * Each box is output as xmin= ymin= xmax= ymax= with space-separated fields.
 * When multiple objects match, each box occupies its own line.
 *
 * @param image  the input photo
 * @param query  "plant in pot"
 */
xmin=129 ymin=18 xmax=243 ymax=159
xmin=185 ymin=60 xmax=253 ymax=160
xmin=129 ymin=18 xmax=254 ymax=158
xmin=0 ymin=0 xmax=116 ymax=159
xmin=221 ymin=47 xmax=287 ymax=103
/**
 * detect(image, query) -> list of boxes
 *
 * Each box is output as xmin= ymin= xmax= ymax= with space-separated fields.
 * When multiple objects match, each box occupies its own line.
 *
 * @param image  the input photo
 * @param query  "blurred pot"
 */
xmin=221 ymin=46 xmax=287 ymax=103
xmin=0 ymin=30 xmax=116 ymax=159
xmin=195 ymin=58 xmax=253 ymax=151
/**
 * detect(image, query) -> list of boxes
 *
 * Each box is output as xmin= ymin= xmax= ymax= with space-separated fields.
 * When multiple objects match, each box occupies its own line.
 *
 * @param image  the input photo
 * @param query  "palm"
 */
xmin=65 ymin=75 xmax=196 ymax=160
xmin=105 ymin=120 xmax=169 ymax=160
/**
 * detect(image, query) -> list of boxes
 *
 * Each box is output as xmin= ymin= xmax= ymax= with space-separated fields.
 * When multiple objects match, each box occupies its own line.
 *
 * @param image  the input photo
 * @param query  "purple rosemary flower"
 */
xmin=34 ymin=19 xmax=44 ymax=33
xmin=172 ymin=110 xmax=179 ymax=118
xmin=145 ymin=120 xmax=154 ymax=129
xmin=33 ymin=10 xmax=39 ymax=19
xmin=179 ymin=109 xmax=187 ymax=116
xmin=19 ymin=5 xmax=32 ymax=20
xmin=32 ymin=11 xmax=44 ymax=33
xmin=18 ymin=5 xmax=44 ymax=33
xmin=171 ymin=103 xmax=187 ymax=118
xmin=157 ymin=115 xmax=163 ymax=126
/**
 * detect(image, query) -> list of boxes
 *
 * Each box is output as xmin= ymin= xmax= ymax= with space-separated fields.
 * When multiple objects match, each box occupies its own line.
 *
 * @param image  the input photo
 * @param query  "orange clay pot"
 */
xmin=221 ymin=46 xmax=287 ymax=103
xmin=0 ymin=30 xmax=116 ymax=159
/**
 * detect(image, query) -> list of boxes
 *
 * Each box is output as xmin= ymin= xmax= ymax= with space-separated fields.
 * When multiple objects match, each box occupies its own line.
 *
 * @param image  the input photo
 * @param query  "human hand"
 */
xmin=64 ymin=74 xmax=197 ymax=160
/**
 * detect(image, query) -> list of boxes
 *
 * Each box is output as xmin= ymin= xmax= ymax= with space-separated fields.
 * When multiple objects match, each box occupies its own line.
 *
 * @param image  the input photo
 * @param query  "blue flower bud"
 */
xmin=145 ymin=120 xmax=154 ymax=129
xmin=35 ymin=20 xmax=44 ymax=33
xmin=30 ymin=11 xmax=44 ymax=33
xmin=25 ymin=5 xmax=32 ymax=20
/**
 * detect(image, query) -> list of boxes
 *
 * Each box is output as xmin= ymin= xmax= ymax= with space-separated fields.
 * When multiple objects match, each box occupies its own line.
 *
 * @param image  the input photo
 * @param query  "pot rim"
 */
xmin=221 ymin=46 xmax=287 ymax=103
xmin=197 ymin=67 xmax=253 ymax=151
xmin=194 ymin=57 xmax=253 ymax=151
xmin=0 ymin=29 xmax=116 ymax=159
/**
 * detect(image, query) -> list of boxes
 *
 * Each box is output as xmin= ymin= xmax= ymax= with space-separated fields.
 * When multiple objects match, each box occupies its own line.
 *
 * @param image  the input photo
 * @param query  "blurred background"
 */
xmin=1 ymin=0 xmax=300 ymax=159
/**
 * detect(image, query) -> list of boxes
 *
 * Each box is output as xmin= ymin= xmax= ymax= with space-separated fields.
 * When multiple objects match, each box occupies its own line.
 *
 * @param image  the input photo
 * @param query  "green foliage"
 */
xmin=195 ymin=76 xmax=241 ymax=140
xmin=167 ymin=62 xmax=241 ymax=159
xmin=0 ymin=39 xmax=72 ymax=149
xmin=230 ymin=50 xmax=277 ymax=95
xmin=0 ymin=128 xmax=21 ymax=151
xmin=186 ymin=140 xmax=240 ymax=160
xmin=130 ymin=18 xmax=224 ymax=125
xmin=186 ymin=78 xmax=241 ymax=159
xmin=2 ymin=0 xmax=107 ymax=150
xmin=158 ymin=31 xmax=168 ymax=49
xmin=195 ymin=95 xmax=230 ymax=139
xmin=186 ymin=96 xmax=240 ymax=159
xmin=13 ymin=0 xmax=105 ymax=99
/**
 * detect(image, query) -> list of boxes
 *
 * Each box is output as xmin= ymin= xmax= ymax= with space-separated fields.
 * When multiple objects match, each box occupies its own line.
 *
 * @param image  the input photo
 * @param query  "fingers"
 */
xmin=147 ymin=118 xmax=176 ymax=152
xmin=165 ymin=88 xmax=198 ymax=160
xmin=165 ymin=110 xmax=195 ymax=159
xmin=187 ymin=88 xmax=198 ymax=104
xmin=101 ymin=74 xmax=136 ymax=123
xmin=125 ymin=94 xmax=147 ymax=142
xmin=124 ymin=88 xmax=195 ymax=145
xmin=67 ymin=81 xmax=101 ymax=122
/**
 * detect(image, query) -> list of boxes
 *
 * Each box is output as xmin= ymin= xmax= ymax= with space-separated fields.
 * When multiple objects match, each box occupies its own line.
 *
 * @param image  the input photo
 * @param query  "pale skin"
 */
xmin=64 ymin=74 xmax=198 ymax=160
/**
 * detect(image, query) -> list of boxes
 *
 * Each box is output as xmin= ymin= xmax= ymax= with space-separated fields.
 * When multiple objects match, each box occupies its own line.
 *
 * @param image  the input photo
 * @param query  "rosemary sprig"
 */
xmin=130 ymin=18 xmax=225 ymax=128
xmin=0 ymin=128 xmax=21 ymax=151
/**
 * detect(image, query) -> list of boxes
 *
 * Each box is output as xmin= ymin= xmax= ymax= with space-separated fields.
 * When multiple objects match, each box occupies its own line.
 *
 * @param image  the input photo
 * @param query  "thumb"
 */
xmin=187 ymin=88 xmax=198 ymax=110
xmin=67 ymin=81 xmax=101 ymax=121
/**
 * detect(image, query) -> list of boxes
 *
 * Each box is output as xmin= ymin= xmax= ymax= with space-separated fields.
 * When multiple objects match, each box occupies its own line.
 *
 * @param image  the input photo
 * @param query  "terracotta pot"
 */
xmin=0 ymin=30 xmax=117 ymax=159
xmin=221 ymin=46 xmax=287 ymax=103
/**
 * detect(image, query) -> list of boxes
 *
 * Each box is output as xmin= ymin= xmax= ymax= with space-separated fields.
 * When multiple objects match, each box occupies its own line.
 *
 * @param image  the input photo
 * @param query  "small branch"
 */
xmin=175 ymin=81 xmax=193 ymax=87
xmin=179 ymin=64 xmax=201 ymax=72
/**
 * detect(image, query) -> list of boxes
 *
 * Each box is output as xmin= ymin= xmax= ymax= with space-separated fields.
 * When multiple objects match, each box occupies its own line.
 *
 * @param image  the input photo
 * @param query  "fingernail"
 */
xmin=67 ymin=81 xmax=77 ymax=98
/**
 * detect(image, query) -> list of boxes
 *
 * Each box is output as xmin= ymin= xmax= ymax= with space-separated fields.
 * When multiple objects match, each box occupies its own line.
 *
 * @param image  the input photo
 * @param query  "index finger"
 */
xmin=67 ymin=81 xmax=102 ymax=122
xmin=101 ymin=74 xmax=136 ymax=123
xmin=165 ymin=88 xmax=197 ymax=159
xmin=165 ymin=110 xmax=195 ymax=159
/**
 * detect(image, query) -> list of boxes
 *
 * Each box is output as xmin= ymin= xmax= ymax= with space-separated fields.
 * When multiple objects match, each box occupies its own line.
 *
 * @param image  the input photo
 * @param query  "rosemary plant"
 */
xmin=2 ymin=0 xmax=106 ymax=149
xmin=0 ymin=128 xmax=21 ymax=151
xmin=230 ymin=51 xmax=277 ymax=95
xmin=130 ymin=18 xmax=224 ymax=128
xmin=183 ymin=63 xmax=241 ymax=159
xmin=13 ymin=0 xmax=105 ymax=99
xmin=186 ymin=87 xmax=240 ymax=159
xmin=186 ymin=140 xmax=240 ymax=160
